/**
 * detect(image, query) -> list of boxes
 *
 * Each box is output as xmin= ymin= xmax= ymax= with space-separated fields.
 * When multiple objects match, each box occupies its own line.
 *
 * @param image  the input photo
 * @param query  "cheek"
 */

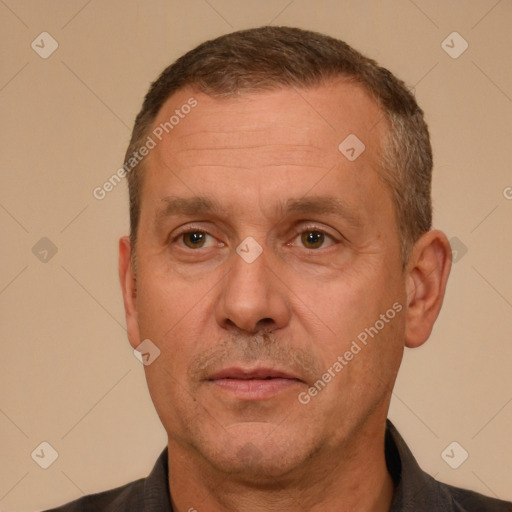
xmin=135 ymin=269 xmax=220 ymax=378
xmin=136 ymin=267 xmax=199 ymax=337
xmin=306 ymin=295 xmax=405 ymax=424
xmin=293 ymin=258 xmax=405 ymax=367
xmin=136 ymin=282 xmax=173 ymax=340
xmin=298 ymin=269 xmax=385 ymax=333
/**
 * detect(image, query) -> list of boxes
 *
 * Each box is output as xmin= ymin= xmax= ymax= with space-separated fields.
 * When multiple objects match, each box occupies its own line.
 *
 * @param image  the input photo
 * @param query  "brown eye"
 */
xmin=301 ymin=230 xmax=325 ymax=249
xmin=183 ymin=231 xmax=207 ymax=248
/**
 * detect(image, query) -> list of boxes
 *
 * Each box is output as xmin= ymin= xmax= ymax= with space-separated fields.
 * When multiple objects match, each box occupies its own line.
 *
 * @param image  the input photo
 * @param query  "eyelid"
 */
xmin=290 ymin=223 xmax=343 ymax=243
xmin=172 ymin=224 xmax=210 ymax=238
xmin=170 ymin=224 xmax=219 ymax=246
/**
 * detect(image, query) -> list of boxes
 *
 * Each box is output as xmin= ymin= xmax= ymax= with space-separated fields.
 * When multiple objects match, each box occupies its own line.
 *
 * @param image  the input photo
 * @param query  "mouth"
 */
xmin=207 ymin=367 xmax=304 ymax=400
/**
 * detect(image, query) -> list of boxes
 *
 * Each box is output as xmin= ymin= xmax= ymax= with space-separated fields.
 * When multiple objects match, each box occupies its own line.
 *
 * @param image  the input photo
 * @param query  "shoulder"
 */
xmin=41 ymin=448 xmax=171 ymax=512
xmin=440 ymin=481 xmax=512 ymax=512
xmin=42 ymin=478 xmax=145 ymax=511
xmin=385 ymin=420 xmax=511 ymax=511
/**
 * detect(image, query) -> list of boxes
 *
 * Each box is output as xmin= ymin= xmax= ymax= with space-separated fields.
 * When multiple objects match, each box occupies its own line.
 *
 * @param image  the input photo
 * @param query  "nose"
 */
xmin=215 ymin=243 xmax=291 ymax=334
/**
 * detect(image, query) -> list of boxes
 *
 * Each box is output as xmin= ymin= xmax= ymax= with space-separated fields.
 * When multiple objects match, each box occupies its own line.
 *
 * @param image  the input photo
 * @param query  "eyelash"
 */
xmin=172 ymin=225 xmax=220 ymax=247
xmin=171 ymin=224 xmax=340 ymax=250
xmin=289 ymin=224 xmax=338 ymax=249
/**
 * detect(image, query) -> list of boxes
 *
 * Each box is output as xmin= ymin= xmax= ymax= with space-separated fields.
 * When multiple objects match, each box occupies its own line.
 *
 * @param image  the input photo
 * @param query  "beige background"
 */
xmin=1 ymin=1 xmax=511 ymax=510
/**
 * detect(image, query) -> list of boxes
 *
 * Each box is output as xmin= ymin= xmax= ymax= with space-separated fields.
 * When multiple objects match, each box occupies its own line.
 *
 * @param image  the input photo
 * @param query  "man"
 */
xmin=46 ymin=26 xmax=511 ymax=511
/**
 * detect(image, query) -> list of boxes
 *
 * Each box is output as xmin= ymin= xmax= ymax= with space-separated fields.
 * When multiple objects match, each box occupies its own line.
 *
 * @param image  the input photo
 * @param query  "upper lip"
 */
xmin=208 ymin=366 xmax=302 ymax=381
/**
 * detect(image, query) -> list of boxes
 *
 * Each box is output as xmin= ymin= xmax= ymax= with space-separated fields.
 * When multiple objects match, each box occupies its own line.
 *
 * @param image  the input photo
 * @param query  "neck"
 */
xmin=167 ymin=419 xmax=395 ymax=512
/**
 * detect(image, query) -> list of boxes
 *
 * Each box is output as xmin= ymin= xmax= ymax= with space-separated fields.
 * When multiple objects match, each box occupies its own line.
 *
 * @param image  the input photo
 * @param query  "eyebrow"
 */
xmin=283 ymin=196 xmax=363 ymax=227
xmin=156 ymin=195 xmax=363 ymax=227
xmin=156 ymin=196 xmax=226 ymax=221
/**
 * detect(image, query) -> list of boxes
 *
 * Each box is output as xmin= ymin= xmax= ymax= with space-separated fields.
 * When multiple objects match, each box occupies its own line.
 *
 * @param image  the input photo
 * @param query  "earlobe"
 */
xmin=404 ymin=230 xmax=452 ymax=349
xmin=119 ymin=236 xmax=141 ymax=349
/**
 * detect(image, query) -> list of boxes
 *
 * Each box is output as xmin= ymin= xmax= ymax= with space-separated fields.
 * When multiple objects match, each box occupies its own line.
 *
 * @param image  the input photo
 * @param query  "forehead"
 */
xmin=150 ymin=80 xmax=387 ymax=164
xmin=140 ymin=80 xmax=391 ymax=222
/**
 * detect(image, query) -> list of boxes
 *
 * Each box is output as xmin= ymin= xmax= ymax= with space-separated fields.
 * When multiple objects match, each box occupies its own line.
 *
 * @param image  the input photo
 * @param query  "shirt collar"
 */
xmin=386 ymin=419 xmax=453 ymax=511
xmin=143 ymin=447 xmax=173 ymax=511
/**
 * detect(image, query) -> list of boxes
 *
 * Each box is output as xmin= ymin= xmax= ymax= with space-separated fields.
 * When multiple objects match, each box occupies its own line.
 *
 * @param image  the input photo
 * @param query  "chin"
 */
xmin=194 ymin=421 xmax=318 ymax=483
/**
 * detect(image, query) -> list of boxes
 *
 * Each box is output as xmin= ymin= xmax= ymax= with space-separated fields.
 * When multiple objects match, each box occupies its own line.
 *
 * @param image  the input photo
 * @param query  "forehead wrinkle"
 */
xmin=175 ymin=143 xmax=322 ymax=151
xmin=175 ymin=121 xmax=332 ymax=148
xmin=166 ymin=147 xmax=335 ymax=172
xmin=184 ymin=164 xmax=331 ymax=170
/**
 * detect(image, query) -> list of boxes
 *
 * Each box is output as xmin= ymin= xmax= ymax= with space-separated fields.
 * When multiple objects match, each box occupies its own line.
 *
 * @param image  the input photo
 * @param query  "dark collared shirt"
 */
xmin=44 ymin=421 xmax=511 ymax=511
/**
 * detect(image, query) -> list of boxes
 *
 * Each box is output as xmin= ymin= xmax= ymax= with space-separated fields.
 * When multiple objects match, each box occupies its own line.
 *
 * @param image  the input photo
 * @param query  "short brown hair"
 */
xmin=125 ymin=26 xmax=432 ymax=265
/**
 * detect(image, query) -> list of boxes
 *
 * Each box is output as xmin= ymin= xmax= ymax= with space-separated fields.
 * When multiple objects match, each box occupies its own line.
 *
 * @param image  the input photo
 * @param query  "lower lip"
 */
xmin=208 ymin=378 xmax=302 ymax=400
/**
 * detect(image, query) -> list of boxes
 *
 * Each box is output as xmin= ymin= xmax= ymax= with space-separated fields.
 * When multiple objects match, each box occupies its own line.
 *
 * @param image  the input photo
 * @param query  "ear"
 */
xmin=404 ymin=230 xmax=452 ymax=348
xmin=119 ymin=236 xmax=141 ymax=349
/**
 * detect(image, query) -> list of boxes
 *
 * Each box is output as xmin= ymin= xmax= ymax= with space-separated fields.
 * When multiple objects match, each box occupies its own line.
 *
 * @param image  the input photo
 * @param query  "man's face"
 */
xmin=124 ymin=81 xmax=408 ymax=479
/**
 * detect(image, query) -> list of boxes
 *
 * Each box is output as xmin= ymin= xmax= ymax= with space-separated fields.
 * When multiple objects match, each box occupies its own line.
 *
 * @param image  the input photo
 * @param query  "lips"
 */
xmin=207 ymin=366 xmax=304 ymax=400
xmin=208 ymin=367 xmax=302 ymax=381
